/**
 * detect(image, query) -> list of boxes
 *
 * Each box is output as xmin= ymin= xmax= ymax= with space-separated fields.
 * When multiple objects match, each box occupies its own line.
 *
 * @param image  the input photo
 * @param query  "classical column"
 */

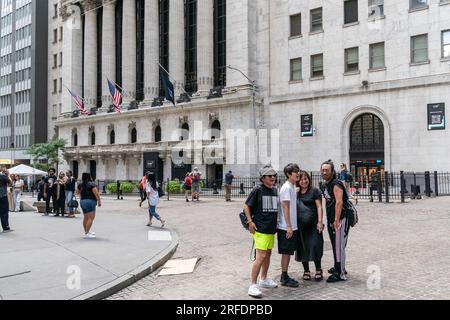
xmin=122 ymin=0 xmax=137 ymax=106
xmin=144 ymin=0 xmax=160 ymax=102
xmin=169 ymin=0 xmax=185 ymax=97
xmin=101 ymin=0 xmax=116 ymax=108
xmin=61 ymin=3 xmax=83 ymax=114
xmin=83 ymin=4 xmax=97 ymax=108
xmin=196 ymin=0 xmax=214 ymax=93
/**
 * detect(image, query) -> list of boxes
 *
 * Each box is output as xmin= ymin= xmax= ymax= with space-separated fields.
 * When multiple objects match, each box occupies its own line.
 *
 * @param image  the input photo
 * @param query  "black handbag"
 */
xmin=68 ymin=196 xmax=79 ymax=209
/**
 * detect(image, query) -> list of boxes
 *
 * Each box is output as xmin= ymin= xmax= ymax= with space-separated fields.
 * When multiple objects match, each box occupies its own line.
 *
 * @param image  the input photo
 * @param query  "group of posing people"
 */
xmin=182 ymin=168 xmax=202 ymax=202
xmin=244 ymin=160 xmax=352 ymax=298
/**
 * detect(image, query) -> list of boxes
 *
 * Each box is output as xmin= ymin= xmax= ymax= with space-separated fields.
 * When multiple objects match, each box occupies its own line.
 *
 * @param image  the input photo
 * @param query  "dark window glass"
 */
xmin=131 ymin=128 xmax=137 ymax=144
xmin=73 ymin=134 xmax=78 ymax=147
xmin=181 ymin=123 xmax=189 ymax=141
xmin=155 ymin=126 xmax=162 ymax=142
xmin=345 ymin=47 xmax=359 ymax=72
xmin=311 ymin=54 xmax=323 ymax=78
xmin=310 ymin=8 xmax=322 ymax=32
xmin=110 ymin=130 xmax=115 ymax=144
xmin=350 ymin=114 xmax=384 ymax=151
xmin=136 ymin=0 xmax=145 ymax=102
xmin=115 ymin=0 xmax=123 ymax=87
xmin=91 ymin=132 xmax=96 ymax=146
xmin=97 ymin=8 xmax=103 ymax=109
xmin=185 ymin=0 xmax=197 ymax=94
xmin=159 ymin=0 xmax=170 ymax=97
xmin=344 ymin=0 xmax=358 ymax=24
xmin=290 ymin=13 xmax=301 ymax=37
xmin=410 ymin=0 xmax=428 ymax=10
xmin=214 ymin=0 xmax=226 ymax=87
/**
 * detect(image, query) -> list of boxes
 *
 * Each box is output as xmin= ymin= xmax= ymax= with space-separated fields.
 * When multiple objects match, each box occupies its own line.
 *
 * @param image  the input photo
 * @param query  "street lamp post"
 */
xmin=10 ymin=142 xmax=14 ymax=168
xmin=226 ymin=65 xmax=259 ymax=174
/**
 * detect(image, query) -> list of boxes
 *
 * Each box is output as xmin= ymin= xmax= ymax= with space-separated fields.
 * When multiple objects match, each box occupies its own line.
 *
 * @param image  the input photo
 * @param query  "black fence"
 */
xmin=96 ymin=171 xmax=450 ymax=203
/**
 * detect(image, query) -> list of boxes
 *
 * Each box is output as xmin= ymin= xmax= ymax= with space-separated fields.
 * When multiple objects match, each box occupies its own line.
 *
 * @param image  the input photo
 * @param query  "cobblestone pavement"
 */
xmin=108 ymin=196 xmax=450 ymax=300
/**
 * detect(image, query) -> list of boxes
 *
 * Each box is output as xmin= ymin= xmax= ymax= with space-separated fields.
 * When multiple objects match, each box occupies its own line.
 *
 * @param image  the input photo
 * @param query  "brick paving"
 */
xmin=107 ymin=196 xmax=450 ymax=300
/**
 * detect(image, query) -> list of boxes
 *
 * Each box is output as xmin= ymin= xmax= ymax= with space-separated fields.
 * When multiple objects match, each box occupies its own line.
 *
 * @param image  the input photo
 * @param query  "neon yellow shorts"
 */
xmin=253 ymin=232 xmax=275 ymax=251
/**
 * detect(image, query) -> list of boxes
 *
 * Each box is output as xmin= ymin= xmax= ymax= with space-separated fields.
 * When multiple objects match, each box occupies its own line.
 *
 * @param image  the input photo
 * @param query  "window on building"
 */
xmin=311 ymin=54 xmax=323 ymax=78
xmin=115 ymin=0 xmax=123 ymax=88
xmin=136 ymin=0 xmax=145 ymax=102
xmin=59 ymin=78 xmax=62 ymax=92
xmin=411 ymin=34 xmax=428 ymax=63
xmin=59 ymin=27 xmax=63 ymax=41
xmin=53 ymin=29 xmax=57 ymax=43
xmin=290 ymin=58 xmax=302 ymax=81
xmin=54 ymin=4 xmax=58 ymax=18
xmin=180 ymin=123 xmax=189 ymax=141
xmin=214 ymin=0 xmax=226 ymax=87
xmin=345 ymin=47 xmax=359 ymax=72
xmin=344 ymin=0 xmax=358 ymax=24
xmin=159 ymin=0 xmax=170 ymax=97
xmin=131 ymin=128 xmax=137 ymax=144
xmin=155 ymin=126 xmax=162 ymax=143
xmin=53 ymin=79 xmax=57 ymax=93
xmin=59 ymin=52 xmax=63 ymax=67
xmin=442 ymin=30 xmax=450 ymax=59
xmin=410 ymin=0 xmax=428 ymax=10
xmin=290 ymin=13 xmax=301 ymax=37
xmin=53 ymin=54 xmax=57 ymax=68
xmin=91 ymin=132 xmax=96 ymax=146
xmin=310 ymin=8 xmax=323 ymax=32
xmin=110 ymin=130 xmax=115 ymax=144
xmin=368 ymin=0 xmax=384 ymax=18
xmin=97 ymin=8 xmax=103 ymax=109
xmin=370 ymin=42 xmax=385 ymax=69
xmin=185 ymin=0 xmax=198 ymax=94
xmin=73 ymin=133 xmax=78 ymax=147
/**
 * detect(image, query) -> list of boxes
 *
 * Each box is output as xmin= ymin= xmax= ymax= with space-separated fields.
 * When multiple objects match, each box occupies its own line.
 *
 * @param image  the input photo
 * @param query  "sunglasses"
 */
xmin=264 ymin=175 xmax=277 ymax=178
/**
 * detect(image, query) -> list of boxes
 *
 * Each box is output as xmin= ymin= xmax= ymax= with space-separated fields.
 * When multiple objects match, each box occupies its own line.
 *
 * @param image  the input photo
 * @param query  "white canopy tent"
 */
xmin=9 ymin=164 xmax=47 ymax=176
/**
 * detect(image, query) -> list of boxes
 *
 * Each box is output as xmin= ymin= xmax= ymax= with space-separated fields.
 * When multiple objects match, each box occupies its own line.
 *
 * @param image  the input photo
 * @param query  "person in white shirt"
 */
xmin=277 ymin=163 xmax=301 ymax=288
xmin=146 ymin=172 xmax=166 ymax=228
xmin=13 ymin=175 xmax=24 ymax=212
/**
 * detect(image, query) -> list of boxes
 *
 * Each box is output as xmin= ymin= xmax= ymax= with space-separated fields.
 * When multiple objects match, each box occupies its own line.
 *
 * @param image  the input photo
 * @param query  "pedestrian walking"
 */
xmin=224 ymin=171 xmax=234 ymax=202
xmin=183 ymin=173 xmax=192 ymax=202
xmin=138 ymin=173 xmax=148 ymax=207
xmin=77 ymin=173 xmax=101 ymax=239
xmin=146 ymin=172 xmax=166 ymax=228
xmin=190 ymin=168 xmax=202 ymax=201
xmin=244 ymin=164 xmax=279 ymax=298
xmin=13 ymin=175 xmax=24 ymax=212
xmin=295 ymin=171 xmax=324 ymax=282
xmin=320 ymin=160 xmax=351 ymax=283
xmin=44 ymin=168 xmax=57 ymax=216
xmin=0 ymin=167 xmax=12 ymax=233
xmin=65 ymin=171 xmax=76 ymax=218
xmin=277 ymin=164 xmax=301 ymax=288
xmin=54 ymin=172 xmax=66 ymax=217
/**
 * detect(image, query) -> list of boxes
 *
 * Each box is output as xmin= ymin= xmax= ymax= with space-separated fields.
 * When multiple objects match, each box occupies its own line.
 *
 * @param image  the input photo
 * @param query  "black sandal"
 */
xmin=303 ymin=271 xmax=311 ymax=281
xmin=315 ymin=269 xmax=323 ymax=281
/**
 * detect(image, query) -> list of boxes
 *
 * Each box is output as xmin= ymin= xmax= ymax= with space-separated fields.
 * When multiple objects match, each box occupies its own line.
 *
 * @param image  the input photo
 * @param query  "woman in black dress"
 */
xmin=295 ymin=171 xmax=325 ymax=281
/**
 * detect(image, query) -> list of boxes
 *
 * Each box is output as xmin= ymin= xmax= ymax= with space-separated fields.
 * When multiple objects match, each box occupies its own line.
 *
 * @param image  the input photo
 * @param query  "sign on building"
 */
xmin=427 ymin=103 xmax=445 ymax=131
xmin=301 ymin=114 xmax=314 ymax=137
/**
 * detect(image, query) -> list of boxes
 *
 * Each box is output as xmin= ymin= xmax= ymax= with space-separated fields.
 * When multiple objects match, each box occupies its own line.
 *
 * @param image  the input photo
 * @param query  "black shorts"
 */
xmin=277 ymin=229 xmax=299 ymax=255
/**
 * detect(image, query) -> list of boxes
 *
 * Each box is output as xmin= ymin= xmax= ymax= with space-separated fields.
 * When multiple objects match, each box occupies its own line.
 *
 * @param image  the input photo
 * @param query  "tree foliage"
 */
xmin=27 ymin=139 xmax=66 ymax=172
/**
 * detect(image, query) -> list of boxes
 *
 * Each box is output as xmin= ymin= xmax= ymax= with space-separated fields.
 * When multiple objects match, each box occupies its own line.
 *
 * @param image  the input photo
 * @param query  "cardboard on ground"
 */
xmin=158 ymin=258 xmax=199 ymax=276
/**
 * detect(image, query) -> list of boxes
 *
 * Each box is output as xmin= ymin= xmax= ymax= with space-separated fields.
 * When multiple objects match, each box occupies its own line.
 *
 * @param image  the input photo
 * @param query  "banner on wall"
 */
xmin=427 ymin=103 xmax=445 ymax=131
xmin=301 ymin=114 xmax=314 ymax=137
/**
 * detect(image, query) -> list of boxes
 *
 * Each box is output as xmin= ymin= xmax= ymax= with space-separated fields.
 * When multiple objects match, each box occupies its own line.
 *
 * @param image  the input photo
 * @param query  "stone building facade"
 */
xmin=54 ymin=0 xmax=450 ymax=182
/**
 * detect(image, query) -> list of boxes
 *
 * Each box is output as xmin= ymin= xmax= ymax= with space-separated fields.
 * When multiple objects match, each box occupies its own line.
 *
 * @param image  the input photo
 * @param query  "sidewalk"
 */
xmin=0 ymin=196 xmax=178 ymax=300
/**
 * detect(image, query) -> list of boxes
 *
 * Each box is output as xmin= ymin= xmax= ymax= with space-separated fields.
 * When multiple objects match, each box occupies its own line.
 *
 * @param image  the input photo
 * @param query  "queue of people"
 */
xmin=244 ymin=161 xmax=353 ymax=298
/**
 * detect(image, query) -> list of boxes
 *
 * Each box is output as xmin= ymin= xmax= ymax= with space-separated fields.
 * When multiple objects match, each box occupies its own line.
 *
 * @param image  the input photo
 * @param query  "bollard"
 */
xmin=385 ymin=171 xmax=390 ymax=203
xmin=213 ymin=180 xmax=219 ymax=195
xmin=369 ymin=185 xmax=374 ymax=202
xmin=400 ymin=171 xmax=405 ymax=203
xmin=434 ymin=171 xmax=439 ymax=197
xmin=424 ymin=171 xmax=431 ymax=197
xmin=167 ymin=178 xmax=170 ymax=201
xmin=117 ymin=180 xmax=121 ymax=200
xmin=102 ymin=184 xmax=107 ymax=194
xmin=239 ymin=183 xmax=246 ymax=195
xmin=377 ymin=171 xmax=383 ymax=203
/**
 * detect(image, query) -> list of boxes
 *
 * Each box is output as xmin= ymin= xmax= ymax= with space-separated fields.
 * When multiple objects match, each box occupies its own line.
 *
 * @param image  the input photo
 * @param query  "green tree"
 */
xmin=27 ymin=139 xmax=67 ymax=172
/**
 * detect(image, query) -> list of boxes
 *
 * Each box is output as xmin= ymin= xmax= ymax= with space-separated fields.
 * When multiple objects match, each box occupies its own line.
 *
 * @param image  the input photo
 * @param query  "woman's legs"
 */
xmin=149 ymin=206 xmax=165 ymax=227
xmin=14 ymin=191 xmax=21 ymax=212
xmin=251 ymin=249 xmax=269 ymax=284
xmin=85 ymin=212 xmax=96 ymax=234
xmin=314 ymin=260 xmax=322 ymax=271
xmin=302 ymin=262 xmax=310 ymax=272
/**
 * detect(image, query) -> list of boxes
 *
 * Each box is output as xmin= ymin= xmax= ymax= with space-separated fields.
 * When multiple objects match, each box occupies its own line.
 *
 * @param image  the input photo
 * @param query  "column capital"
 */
xmin=84 ymin=0 xmax=102 ymax=12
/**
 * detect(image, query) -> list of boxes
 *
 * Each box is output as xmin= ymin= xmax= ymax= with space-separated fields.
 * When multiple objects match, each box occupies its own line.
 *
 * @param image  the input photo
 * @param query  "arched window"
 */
xmin=91 ymin=132 xmax=96 ymax=146
xmin=155 ymin=126 xmax=162 ymax=143
xmin=110 ymin=130 xmax=115 ymax=144
xmin=73 ymin=134 xmax=78 ymax=147
xmin=211 ymin=120 xmax=221 ymax=140
xmin=131 ymin=128 xmax=137 ymax=144
xmin=180 ymin=123 xmax=189 ymax=141
xmin=350 ymin=113 xmax=384 ymax=152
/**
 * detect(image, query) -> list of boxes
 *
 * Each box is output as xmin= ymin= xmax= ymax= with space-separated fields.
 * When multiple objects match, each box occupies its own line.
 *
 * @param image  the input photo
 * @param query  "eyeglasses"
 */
xmin=265 ymin=175 xmax=277 ymax=178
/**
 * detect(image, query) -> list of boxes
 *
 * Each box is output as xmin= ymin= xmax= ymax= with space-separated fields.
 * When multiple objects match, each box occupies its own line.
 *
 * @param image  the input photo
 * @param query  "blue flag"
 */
xmin=160 ymin=66 xmax=175 ymax=106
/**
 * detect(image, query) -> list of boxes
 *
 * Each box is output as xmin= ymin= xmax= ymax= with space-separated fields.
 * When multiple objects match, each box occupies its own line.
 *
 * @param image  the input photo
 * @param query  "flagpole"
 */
xmin=64 ymin=85 xmax=88 ymax=103
xmin=156 ymin=61 xmax=190 ymax=96
xmin=103 ymin=74 xmax=124 ymax=92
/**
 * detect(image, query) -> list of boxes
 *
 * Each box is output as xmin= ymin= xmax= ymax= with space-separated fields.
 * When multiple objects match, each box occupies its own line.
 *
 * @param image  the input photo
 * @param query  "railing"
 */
xmin=93 ymin=171 xmax=450 ymax=203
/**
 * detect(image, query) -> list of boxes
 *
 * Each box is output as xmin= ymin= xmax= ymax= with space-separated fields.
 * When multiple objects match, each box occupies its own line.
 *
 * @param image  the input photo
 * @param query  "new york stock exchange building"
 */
xmin=54 ymin=0 xmax=450 ymax=183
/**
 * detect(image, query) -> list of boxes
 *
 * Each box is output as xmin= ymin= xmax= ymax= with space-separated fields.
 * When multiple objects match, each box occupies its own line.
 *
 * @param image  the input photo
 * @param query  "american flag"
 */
xmin=108 ymin=79 xmax=122 ymax=113
xmin=67 ymin=89 xmax=91 ymax=115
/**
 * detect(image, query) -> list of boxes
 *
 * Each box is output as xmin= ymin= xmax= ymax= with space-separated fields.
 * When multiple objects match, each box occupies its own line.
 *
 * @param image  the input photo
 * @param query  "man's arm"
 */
xmin=244 ymin=204 xmax=257 ymax=234
xmin=282 ymin=201 xmax=293 ymax=239
xmin=333 ymin=185 xmax=344 ymax=226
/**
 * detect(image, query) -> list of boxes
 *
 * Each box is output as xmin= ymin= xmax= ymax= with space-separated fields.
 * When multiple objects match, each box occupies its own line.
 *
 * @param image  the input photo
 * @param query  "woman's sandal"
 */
xmin=303 ymin=271 xmax=311 ymax=281
xmin=315 ymin=269 xmax=324 ymax=282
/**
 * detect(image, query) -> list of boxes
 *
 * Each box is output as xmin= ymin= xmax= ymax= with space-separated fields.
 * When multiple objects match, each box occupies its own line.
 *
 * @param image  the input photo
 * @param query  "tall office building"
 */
xmin=0 ymin=0 xmax=48 ymax=167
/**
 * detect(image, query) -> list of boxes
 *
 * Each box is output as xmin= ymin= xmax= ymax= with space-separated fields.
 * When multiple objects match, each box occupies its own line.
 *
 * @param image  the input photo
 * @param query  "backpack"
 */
xmin=239 ymin=185 xmax=262 ymax=230
xmin=323 ymin=180 xmax=358 ymax=228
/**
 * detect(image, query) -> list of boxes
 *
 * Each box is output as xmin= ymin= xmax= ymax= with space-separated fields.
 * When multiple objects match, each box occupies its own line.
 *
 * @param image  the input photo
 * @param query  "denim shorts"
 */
xmin=80 ymin=199 xmax=97 ymax=214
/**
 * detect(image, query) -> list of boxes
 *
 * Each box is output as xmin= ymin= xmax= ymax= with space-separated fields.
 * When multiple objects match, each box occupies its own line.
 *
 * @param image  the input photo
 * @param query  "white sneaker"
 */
xmin=248 ymin=284 xmax=262 ymax=298
xmin=259 ymin=278 xmax=278 ymax=288
xmin=84 ymin=233 xmax=96 ymax=239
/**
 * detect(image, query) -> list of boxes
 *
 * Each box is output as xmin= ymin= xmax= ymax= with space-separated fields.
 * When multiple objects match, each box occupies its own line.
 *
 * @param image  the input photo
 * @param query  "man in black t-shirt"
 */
xmin=44 ymin=168 xmax=57 ymax=216
xmin=320 ymin=160 xmax=351 ymax=283
xmin=244 ymin=164 xmax=279 ymax=298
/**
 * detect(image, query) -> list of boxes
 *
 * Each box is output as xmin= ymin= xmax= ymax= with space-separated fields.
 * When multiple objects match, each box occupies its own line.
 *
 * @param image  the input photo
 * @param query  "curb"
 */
xmin=71 ymin=230 xmax=179 ymax=301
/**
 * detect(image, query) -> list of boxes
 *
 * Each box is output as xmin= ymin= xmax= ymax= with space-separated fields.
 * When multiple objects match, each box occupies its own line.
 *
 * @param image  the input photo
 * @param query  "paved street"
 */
xmin=108 ymin=196 xmax=450 ymax=300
